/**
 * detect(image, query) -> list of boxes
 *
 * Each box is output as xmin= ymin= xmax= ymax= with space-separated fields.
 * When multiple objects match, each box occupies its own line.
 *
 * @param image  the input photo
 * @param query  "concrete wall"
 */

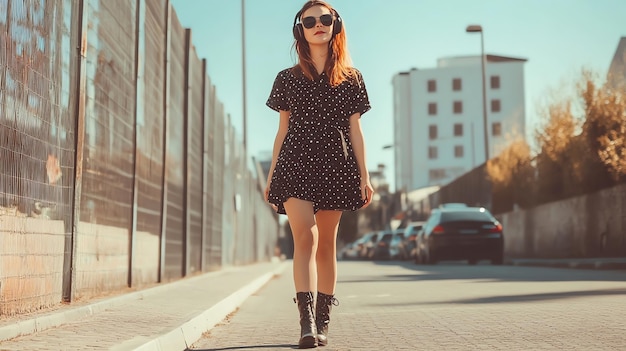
xmin=501 ymin=183 xmax=626 ymax=258
xmin=74 ymin=223 xmax=130 ymax=298
xmin=0 ymin=217 xmax=65 ymax=315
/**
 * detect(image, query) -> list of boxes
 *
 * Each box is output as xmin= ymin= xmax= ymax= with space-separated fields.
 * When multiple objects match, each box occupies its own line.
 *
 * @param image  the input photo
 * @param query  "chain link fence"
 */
xmin=0 ymin=0 xmax=280 ymax=316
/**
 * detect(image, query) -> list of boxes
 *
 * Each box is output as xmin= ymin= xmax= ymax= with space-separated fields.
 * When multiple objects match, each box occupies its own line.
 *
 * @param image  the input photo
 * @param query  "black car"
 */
xmin=416 ymin=207 xmax=504 ymax=265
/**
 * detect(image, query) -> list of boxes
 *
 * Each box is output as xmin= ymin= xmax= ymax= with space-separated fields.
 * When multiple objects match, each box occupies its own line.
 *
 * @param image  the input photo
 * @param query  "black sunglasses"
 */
xmin=301 ymin=14 xmax=333 ymax=29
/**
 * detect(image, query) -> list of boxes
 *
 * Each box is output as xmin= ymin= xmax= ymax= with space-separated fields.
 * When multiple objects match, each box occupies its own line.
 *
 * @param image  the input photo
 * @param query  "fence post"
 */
xmin=128 ymin=0 xmax=146 ymax=287
xmin=65 ymin=0 xmax=89 ymax=302
xmin=200 ymin=59 xmax=208 ymax=272
xmin=158 ymin=0 xmax=172 ymax=283
xmin=183 ymin=28 xmax=192 ymax=276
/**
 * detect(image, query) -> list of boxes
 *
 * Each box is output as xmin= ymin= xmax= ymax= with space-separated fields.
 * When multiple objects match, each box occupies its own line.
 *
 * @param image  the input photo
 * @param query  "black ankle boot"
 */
xmin=294 ymin=292 xmax=317 ymax=348
xmin=315 ymin=292 xmax=339 ymax=346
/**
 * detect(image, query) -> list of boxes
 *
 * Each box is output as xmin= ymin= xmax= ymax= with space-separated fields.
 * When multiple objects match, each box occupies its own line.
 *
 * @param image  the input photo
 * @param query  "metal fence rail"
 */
xmin=0 ymin=0 xmax=279 ymax=316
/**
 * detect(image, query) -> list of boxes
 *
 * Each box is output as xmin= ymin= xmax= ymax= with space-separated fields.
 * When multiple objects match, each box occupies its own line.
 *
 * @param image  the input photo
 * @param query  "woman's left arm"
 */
xmin=349 ymin=113 xmax=374 ymax=208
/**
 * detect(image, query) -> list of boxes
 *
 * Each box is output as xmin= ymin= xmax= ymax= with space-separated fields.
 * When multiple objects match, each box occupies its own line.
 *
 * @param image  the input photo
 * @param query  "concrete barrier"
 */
xmin=501 ymin=183 xmax=626 ymax=258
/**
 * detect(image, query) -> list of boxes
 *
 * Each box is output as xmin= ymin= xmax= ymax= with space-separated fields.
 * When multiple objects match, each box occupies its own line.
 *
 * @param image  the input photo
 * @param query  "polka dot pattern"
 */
xmin=266 ymin=67 xmax=371 ymax=215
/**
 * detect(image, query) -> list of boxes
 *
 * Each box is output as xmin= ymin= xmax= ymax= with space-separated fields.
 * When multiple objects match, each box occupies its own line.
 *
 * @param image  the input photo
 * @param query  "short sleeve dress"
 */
xmin=266 ymin=67 xmax=371 ymax=214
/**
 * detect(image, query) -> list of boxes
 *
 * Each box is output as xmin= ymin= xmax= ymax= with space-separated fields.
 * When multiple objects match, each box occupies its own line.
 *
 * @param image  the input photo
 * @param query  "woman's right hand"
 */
xmin=265 ymin=183 xmax=278 ymax=211
xmin=264 ymin=183 xmax=271 ymax=203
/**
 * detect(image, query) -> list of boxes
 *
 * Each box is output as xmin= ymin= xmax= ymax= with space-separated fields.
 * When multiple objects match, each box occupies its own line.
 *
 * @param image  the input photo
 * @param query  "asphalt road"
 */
xmin=190 ymin=260 xmax=626 ymax=351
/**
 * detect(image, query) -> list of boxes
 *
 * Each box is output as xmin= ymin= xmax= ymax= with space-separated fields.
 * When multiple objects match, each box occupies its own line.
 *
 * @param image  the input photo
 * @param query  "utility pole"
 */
xmin=241 ymin=0 xmax=248 ymax=152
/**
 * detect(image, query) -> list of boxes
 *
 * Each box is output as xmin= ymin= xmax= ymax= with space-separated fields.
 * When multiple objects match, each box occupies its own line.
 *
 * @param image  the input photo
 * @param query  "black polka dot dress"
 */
xmin=266 ymin=67 xmax=371 ymax=215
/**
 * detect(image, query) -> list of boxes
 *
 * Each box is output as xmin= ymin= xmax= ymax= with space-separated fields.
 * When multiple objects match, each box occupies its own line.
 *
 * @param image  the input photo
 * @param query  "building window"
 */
xmin=491 ymin=75 xmax=501 ymax=89
xmin=429 ymin=125 xmax=438 ymax=139
xmin=428 ymin=102 xmax=437 ymax=116
xmin=454 ymin=123 xmax=463 ymax=136
xmin=428 ymin=146 xmax=438 ymax=159
xmin=452 ymin=78 xmax=462 ymax=91
xmin=454 ymin=145 xmax=464 ymax=158
xmin=427 ymin=79 xmax=436 ymax=92
xmin=491 ymin=99 xmax=501 ymax=112
xmin=492 ymin=122 xmax=502 ymax=136
xmin=429 ymin=169 xmax=445 ymax=181
xmin=453 ymin=101 xmax=463 ymax=114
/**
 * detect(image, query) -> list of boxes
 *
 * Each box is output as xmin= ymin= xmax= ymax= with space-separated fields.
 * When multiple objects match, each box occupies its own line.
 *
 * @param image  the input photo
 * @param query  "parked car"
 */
xmin=388 ymin=230 xmax=408 ymax=260
xmin=340 ymin=233 xmax=374 ymax=260
xmin=416 ymin=207 xmax=504 ymax=265
xmin=339 ymin=241 xmax=359 ymax=260
xmin=357 ymin=231 xmax=380 ymax=260
xmin=403 ymin=221 xmax=425 ymax=261
xmin=372 ymin=230 xmax=394 ymax=260
xmin=439 ymin=202 xmax=468 ymax=209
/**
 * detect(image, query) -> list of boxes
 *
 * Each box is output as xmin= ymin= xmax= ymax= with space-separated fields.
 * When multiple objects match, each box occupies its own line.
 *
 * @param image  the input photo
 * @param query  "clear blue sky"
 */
xmin=170 ymin=0 xmax=625 ymax=190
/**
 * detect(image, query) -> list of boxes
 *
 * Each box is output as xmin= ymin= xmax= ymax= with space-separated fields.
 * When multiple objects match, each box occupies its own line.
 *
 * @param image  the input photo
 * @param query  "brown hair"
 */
xmin=292 ymin=0 xmax=356 ymax=86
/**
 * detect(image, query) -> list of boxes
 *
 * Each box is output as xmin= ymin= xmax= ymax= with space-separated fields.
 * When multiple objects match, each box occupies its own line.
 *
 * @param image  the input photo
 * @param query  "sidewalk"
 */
xmin=507 ymin=257 xmax=626 ymax=270
xmin=0 ymin=259 xmax=289 ymax=351
xmin=0 ymin=256 xmax=623 ymax=350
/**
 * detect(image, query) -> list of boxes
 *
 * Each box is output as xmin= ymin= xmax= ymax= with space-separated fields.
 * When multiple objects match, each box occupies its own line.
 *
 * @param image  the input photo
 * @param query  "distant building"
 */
xmin=254 ymin=151 xmax=273 ymax=186
xmin=392 ymin=54 xmax=527 ymax=191
xmin=607 ymin=37 xmax=626 ymax=91
xmin=368 ymin=164 xmax=389 ymax=191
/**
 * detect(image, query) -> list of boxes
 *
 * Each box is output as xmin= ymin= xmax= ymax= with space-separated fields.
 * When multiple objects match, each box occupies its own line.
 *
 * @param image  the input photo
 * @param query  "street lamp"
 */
xmin=466 ymin=24 xmax=489 ymax=162
xmin=241 ymin=0 xmax=247 ymax=153
xmin=382 ymin=144 xmax=398 ymax=192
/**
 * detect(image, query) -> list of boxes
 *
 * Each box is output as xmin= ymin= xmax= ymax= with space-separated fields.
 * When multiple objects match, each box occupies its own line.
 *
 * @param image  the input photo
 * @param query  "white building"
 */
xmin=392 ymin=54 xmax=527 ymax=192
xmin=607 ymin=37 xmax=626 ymax=90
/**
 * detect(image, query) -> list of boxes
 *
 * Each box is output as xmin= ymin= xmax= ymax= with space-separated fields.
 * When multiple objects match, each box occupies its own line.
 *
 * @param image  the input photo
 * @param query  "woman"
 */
xmin=265 ymin=0 xmax=373 ymax=348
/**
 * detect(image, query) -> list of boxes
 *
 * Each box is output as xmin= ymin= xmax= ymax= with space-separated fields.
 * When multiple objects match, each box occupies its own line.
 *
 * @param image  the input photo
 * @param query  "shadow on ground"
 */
xmin=335 ymin=260 xmax=626 ymax=306
xmin=377 ymin=288 xmax=626 ymax=306
xmin=337 ymin=259 xmax=626 ymax=283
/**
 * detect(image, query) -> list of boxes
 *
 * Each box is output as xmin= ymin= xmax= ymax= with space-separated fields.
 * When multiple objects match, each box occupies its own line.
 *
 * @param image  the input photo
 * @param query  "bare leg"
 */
xmin=315 ymin=210 xmax=342 ymax=294
xmin=283 ymin=198 xmax=318 ymax=292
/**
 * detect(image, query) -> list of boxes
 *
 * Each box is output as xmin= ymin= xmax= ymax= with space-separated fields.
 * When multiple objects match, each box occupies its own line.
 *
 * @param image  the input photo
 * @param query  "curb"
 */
xmin=0 ymin=262 xmax=285 ymax=344
xmin=121 ymin=261 xmax=288 ymax=351
xmin=507 ymin=259 xmax=626 ymax=270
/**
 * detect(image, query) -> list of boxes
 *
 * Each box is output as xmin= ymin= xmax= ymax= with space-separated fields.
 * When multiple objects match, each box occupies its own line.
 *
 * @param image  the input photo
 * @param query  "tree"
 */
xmin=486 ymin=139 xmax=534 ymax=212
xmin=534 ymin=97 xmax=589 ymax=201
xmin=580 ymin=70 xmax=626 ymax=182
xmin=486 ymin=68 xmax=625 ymax=211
